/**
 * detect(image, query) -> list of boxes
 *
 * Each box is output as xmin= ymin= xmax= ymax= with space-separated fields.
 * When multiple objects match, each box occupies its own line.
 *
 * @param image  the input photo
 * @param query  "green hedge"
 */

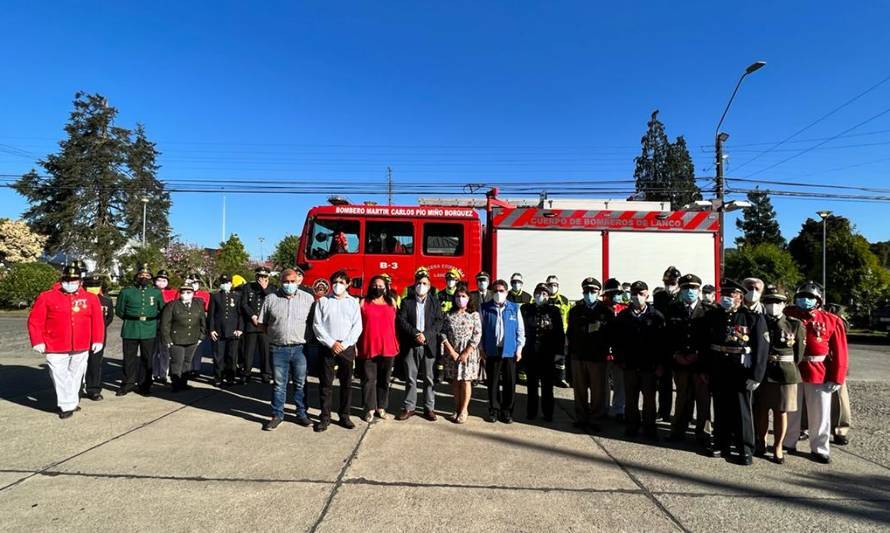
xmin=0 ymin=262 xmax=60 ymax=308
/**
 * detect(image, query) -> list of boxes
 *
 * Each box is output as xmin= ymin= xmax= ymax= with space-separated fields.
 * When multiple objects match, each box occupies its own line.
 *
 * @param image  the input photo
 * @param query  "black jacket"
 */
xmin=240 ymin=281 xmax=275 ymax=333
xmin=397 ymin=295 xmax=444 ymax=358
xmin=612 ymin=305 xmax=667 ymax=371
xmin=567 ymin=301 xmax=614 ymax=362
xmin=97 ymin=293 xmax=114 ymax=329
xmin=208 ymin=290 xmax=244 ymax=339
xmin=664 ymin=300 xmax=708 ymax=370
xmin=701 ymin=306 xmax=769 ymax=385
xmin=520 ymin=303 xmax=565 ymax=361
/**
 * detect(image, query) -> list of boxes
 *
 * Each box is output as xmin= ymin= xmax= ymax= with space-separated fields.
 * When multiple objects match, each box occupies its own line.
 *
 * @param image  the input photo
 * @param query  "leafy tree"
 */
xmin=123 ymin=124 xmax=171 ymax=244
xmin=216 ymin=234 xmax=250 ymax=279
xmin=871 ymin=240 xmax=890 ymax=270
xmin=12 ymin=92 xmax=170 ymax=271
xmin=724 ymin=243 xmax=802 ymax=292
xmin=0 ymin=262 xmax=60 ymax=308
xmin=270 ymin=234 xmax=301 ymax=270
xmin=0 ymin=219 xmax=47 ymax=264
xmin=119 ymin=243 xmax=166 ymax=280
xmin=789 ymin=215 xmax=890 ymax=309
xmin=164 ymin=240 xmax=215 ymax=287
xmin=735 ymin=188 xmax=784 ymax=247
xmin=633 ymin=110 xmax=702 ymax=209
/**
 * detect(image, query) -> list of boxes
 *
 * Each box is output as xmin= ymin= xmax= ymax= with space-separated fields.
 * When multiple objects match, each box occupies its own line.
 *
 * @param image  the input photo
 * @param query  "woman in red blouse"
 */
xmin=358 ymin=275 xmax=400 ymax=422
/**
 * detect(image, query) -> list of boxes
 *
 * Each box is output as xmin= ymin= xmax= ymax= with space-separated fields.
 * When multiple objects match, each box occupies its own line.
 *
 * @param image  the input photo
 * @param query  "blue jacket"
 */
xmin=480 ymin=300 xmax=524 ymax=358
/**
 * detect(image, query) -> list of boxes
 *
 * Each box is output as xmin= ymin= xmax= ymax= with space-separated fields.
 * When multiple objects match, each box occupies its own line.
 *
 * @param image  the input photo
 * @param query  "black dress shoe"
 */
xmin=737 ymin=454 xmax=753 ymax=466
xmin=704 ymin=446 xmax=721 ymax=458
xmin=313 ymin=420 xmax=329 ymax=432
xmin=811 ymin=452 xmax=831 ymax=464
xmin=59 ymin=410 xmax=75 ymax=419
xmin=484 ymin=412 xmax=498 ymax=423
xmin=295 ymin=415 xmax=312 ymax=427
xmin=339 ymin=417 xmax=356 ymax=430
xmin=773 ymin=454 xmax=786 ymax=465
xmin=754 ymin=448 xmax=767 ymax=458
xmin=833 ymin=435 xmax=849 ymax=446
xmin=501 ymin=414 xmax=513 ymax=424
xmin=115 ymin=388 xmax=129 ymax=397
xmin=87 ymin=393 xmax=103 ymax=401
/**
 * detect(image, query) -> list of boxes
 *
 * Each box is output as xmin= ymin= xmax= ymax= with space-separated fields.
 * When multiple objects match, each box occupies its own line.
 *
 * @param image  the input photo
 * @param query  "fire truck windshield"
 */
xmin=307 ymin=218 xmax=360 ymax=259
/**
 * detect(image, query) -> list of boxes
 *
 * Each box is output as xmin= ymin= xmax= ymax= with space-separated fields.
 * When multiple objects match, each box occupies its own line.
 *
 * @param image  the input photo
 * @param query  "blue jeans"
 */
xmin=271 ymin=345 xmax=307 ymax=418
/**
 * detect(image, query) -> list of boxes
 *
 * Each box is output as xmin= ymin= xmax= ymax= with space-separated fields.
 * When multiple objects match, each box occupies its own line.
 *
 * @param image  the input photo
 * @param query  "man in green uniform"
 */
xmin=115 ymin=264 xmax=164 ymax=396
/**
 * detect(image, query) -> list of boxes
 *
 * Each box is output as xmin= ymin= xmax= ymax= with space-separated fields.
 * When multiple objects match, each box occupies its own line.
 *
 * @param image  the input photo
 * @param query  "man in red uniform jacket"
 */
xmin=782 ymin=281 xmax=848 ymax=463
xmin=27 ymin=264 xmax=105 ymax=418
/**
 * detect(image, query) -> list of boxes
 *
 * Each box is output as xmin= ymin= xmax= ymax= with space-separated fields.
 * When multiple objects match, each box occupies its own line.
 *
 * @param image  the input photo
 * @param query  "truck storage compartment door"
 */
xmin=608 ymin=232 xmax=716 ymax=293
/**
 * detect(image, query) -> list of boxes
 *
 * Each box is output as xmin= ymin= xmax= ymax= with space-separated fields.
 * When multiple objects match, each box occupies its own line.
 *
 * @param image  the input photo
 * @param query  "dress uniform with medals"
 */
xmin=208 ymin=274 xmax=244 ymax=386
xmin=520 ymin=283 xmax=565 ymax=421
xmin=115 ymin=264 xmax=164 ymax=396
xmin=28 ymin=264 xmax=105 ymax=418
xmin=782 ymin=281 xmax=848 ymax=463
xmin=753 ymin=285 xmax=805 ymax=464
xmin=160 ymin=282 xmax=208 ymax=392
xmin=666 ymin=273 xmax=711 ymax=445
xmin=702 ymin=279 xmax=768 ymax=465
xmin=82 ymin=274 xmax=114 ymax=401
xmin=240 ymin=266 xmax=276 ymax=383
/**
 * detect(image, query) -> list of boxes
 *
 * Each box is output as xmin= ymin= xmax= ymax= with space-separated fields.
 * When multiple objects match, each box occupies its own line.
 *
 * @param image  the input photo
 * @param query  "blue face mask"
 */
xmin=584 ymin=292 xmax=599 ymax=305
xmin=795 ymin=297 xmax=817 ymax=310
xmin=680 ymin=288 xmax=699 ymax=304
xmin=611 ymin=293 xmax=623 ymax=304
xmin=282 ymin=283 xmax=298 ymax=295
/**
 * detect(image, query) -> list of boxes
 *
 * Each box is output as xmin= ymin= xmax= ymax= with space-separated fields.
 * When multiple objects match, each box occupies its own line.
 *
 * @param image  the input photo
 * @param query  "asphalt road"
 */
xmin=1 ymin=315 xmax=889 ymax=532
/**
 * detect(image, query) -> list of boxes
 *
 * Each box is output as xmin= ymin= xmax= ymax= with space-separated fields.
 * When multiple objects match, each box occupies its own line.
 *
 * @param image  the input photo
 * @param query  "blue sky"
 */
xmin=2 ymin=1 xmax=889 ymax=259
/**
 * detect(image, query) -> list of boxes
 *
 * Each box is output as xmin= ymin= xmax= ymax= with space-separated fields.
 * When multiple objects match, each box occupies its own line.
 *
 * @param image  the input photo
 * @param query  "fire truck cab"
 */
xmin=296 ymin=203 xmax=483 ymax=297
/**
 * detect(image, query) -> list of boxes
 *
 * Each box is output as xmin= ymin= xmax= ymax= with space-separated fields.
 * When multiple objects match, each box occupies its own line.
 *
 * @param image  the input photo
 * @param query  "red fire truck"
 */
xmin=296 ymin=191 xmax=721 ymax=300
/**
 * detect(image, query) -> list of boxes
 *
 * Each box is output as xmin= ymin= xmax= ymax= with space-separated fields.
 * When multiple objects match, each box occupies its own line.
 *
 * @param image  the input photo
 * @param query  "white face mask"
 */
xmin=332 ymin=282 xmax=347 ymax=296
xmin=446 ymin=279 xmax=457 ymax=289
xmin=632 ymin=294 xmax=647 ymax=308
xmin=548 ymin=284 xmax=559 ymax=295
xmin=416 ymin=283 xmax=430 ymax=297
xmin=220 ymin=283 xmax=232 ymax=292
xmin=494 ymin=291 xmax=508 ymax=304
xmin=764 ymin=303 xmax=785 ymax=317
xmin=155 ymin=279 xmax=168 ymax=289
xmin=61 ymin=281 xmax=80 ymax=293
xmin=702 ymin=292 xmax=716 ymax=304
xmin=477 ymin=280 xmax=489 ymax=292
xmin=534 ymin=294 xmax=548 ymax=306
xmin=191 ymin=282 xmax=200 ymax=291
xmin=744 ymin=289 xmax=761 ymax=304
xmin=511 ymin=281 xmax=523 ymax=292
xmin=180 ymin=292 xmax=194 ymax=303
xmin=457 ymin=296 xmax=469 ymax=308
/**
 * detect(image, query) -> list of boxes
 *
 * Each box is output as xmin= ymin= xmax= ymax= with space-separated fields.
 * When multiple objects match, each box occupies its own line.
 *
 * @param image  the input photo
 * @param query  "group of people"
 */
xmin=27 ymin=262 xmax=851 ymax=466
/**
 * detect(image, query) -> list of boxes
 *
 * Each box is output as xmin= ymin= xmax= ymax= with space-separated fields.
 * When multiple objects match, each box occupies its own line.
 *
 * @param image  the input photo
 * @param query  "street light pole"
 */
xmin=818 ymin=210 xmax=832 ymax=295
xmin=714 ymin=61 xmax=766 ymax=275
xmin=141 ymin=197 xmax=149 ymax=247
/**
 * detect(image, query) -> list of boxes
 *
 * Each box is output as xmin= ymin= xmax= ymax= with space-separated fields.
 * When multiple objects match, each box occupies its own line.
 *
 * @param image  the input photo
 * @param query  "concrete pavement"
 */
xmin=1 ymin=317 xmax=889 ymax=532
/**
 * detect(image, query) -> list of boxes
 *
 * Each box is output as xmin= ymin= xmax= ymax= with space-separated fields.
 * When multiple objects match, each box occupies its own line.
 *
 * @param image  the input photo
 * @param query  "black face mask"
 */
xmin=368 ymin=287 xmax=385 ymax=299
xmin=136 ymin=278 xmax=149 ymax=287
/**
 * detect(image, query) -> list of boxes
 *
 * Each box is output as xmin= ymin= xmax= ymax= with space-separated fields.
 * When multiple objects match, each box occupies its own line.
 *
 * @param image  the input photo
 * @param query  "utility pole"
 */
xmin=141 ymin=197 xmax=149 ymax=247
xmin=387 ymin=166 xmax=393 ymax=205
xmin=715 ymin=133 xmax=728 ymax=272
xmin=258 ymin=236 xmax=265 ymax=263
xmin=818 ymin=210 xmax=832 ymax=295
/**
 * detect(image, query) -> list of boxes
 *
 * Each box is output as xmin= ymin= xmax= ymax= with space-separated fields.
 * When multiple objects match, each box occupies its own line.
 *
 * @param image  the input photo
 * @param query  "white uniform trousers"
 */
xmin=46 ymin=351 xmax=89 ymax=412
xmin=784 ymin=382 xmax=833 ymax=456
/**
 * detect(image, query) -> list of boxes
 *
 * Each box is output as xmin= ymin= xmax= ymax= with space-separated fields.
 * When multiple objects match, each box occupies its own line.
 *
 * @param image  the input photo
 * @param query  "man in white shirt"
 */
xmin=312 ymin=270 xmax=363 ymax=432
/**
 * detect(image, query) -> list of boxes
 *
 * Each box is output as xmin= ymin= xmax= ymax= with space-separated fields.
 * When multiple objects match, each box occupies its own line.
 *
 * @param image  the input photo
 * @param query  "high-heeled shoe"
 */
xmin=773 ymin=454 xmax=785 ymax=465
